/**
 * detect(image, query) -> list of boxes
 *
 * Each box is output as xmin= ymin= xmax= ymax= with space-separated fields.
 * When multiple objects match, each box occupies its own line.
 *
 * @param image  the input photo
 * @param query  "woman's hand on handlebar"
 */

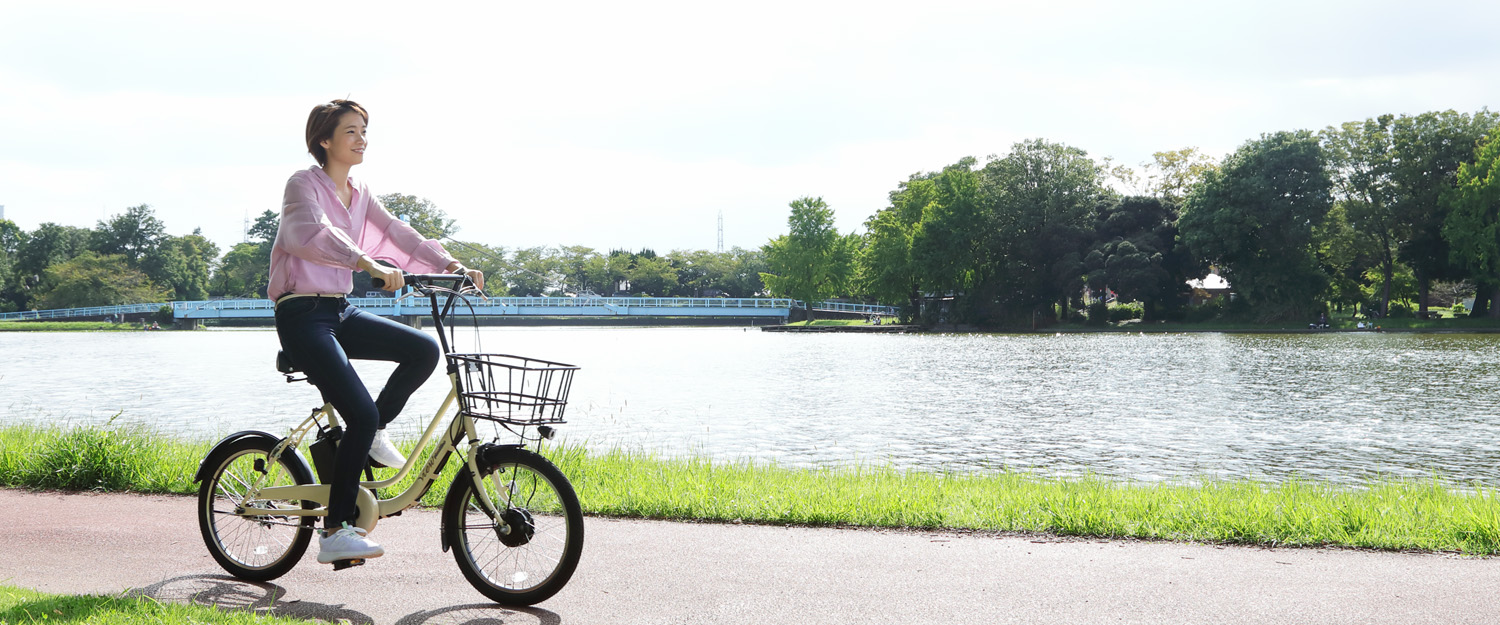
xmin=359 ymin=256 xmax=404 ymax=293
xmin=447 ymin=262 xmax=485 ymax=292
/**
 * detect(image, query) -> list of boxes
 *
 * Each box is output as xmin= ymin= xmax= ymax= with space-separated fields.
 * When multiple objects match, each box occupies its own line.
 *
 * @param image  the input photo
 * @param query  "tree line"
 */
xmin=757 ymin=109 xmax=1500 ymax=324
xmin=0 ymin=194 xmax=770 ymax=312
xmin=8 ymin=108 xmax=1499 ymax=323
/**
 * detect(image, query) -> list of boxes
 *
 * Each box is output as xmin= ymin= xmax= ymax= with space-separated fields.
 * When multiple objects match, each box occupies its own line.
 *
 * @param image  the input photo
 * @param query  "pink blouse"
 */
xmin=267 ymin=166 xmax=456 ymax=298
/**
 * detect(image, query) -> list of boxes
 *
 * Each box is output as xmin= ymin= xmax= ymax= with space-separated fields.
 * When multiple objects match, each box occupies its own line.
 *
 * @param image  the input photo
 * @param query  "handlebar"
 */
xmin=371 ymin=272 xmax=474 ymax=291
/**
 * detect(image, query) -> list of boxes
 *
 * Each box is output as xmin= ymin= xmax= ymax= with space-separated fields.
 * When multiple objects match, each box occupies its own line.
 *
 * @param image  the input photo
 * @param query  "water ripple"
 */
xmin=3 ymin=328 xmax=1500 ymax=485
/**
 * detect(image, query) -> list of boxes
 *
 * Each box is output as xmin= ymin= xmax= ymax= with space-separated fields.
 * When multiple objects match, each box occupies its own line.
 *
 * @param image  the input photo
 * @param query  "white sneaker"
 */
xmin=369 ymin=429 xmax=406 ymax=468
xmin=317 ymin=524 xmax=384 ymax=563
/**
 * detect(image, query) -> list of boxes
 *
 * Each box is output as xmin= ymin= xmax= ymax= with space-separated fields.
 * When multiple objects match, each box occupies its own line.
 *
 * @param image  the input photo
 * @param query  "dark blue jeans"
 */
xmin=274 ymin=297 xmax=440 ymax=529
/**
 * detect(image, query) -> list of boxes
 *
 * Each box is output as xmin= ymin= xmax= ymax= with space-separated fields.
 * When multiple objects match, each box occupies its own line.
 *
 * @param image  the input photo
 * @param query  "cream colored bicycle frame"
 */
xmin=237 ymin=371 xmax=506 ymax=533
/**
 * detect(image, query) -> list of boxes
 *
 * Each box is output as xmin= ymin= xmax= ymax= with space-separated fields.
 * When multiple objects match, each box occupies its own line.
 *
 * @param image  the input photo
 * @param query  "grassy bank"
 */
xmin=4 ymin=423 xmax=1500 ymax=554
xmin=1042 ymin=317 xmax=1500 ymax=333
xmin=0 ymin=585 xmax=315 ymax=624
xmin=786 ymin=319 xmax=896 ymax=327
xmin=0 ymin=321 xmax=141 ymax=332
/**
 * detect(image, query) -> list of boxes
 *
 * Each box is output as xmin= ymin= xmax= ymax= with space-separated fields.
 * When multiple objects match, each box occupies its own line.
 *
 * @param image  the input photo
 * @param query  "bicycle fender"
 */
xmin=194 ymin=430 xmax=312 ymax=483
xmin=439 ymin=444 xmax=526 ymax=553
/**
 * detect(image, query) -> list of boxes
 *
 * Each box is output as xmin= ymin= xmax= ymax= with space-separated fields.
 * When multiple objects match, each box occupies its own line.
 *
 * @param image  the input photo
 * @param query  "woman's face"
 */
xmin=320 ymin=111 xmax=367 ymax=167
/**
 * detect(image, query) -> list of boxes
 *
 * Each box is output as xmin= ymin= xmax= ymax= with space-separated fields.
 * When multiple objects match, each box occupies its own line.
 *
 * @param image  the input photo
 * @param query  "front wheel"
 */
xmin=197 ymin=437 xmax=316 ymax=581
xmin=443 ymin=447 xmax=584 ymax=605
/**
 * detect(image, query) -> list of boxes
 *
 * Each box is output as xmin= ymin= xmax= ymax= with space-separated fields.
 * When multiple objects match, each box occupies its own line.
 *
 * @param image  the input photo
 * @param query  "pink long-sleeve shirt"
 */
xmin=267 ymin=166 xmax=456 ymax=299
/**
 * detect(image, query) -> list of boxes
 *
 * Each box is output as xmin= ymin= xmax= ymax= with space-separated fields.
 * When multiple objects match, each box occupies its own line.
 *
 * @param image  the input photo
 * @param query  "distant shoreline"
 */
xmin=6 ymin=318 xmax=1499 ymax=334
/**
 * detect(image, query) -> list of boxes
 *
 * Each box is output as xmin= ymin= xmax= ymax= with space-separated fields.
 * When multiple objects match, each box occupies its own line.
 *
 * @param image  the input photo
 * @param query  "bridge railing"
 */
xmin=4 ymin=296 xmax=839 ymax=321
xmin=0 ymin=302 xmax=170 ymax=321
xmin=170 ymin=296 xmax=796 ymax=313
xmin=802 ymin=301 xmax=901 ymax=315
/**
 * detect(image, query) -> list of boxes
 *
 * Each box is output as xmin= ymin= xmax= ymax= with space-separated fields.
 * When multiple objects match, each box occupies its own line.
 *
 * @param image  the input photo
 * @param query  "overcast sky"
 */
xmin=3 ymin=1 xmax=1498 ymax=256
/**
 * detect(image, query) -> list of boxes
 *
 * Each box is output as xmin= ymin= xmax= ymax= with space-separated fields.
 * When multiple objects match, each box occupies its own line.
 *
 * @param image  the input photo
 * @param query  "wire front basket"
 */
xmin=449 ymin=353 xmax=578 ymax=426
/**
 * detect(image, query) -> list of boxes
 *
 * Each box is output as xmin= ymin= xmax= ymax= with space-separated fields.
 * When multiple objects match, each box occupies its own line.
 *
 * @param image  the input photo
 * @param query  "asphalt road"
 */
xmin=2 ymin=488 xmax=1497 ymax=624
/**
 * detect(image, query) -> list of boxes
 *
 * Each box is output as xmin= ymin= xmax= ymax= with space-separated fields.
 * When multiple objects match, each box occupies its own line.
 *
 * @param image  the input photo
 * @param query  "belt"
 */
xmin=275 ymin=292 xmax=348 ymax=308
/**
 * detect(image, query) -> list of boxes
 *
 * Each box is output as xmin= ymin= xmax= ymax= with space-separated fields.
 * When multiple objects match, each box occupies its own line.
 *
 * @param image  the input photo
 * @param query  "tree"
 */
xmin=603 ymin=250 xmax=633 ymax=295
xmin=507 ymin=246 xmax=558 ymax=296
xmin=0 ymin=220 xmax=20 ymax=312
xmin=1441 ymin=131 xmax=1500 ymax=317
xmin=983 ymin=140 xmax=1107 ymax=323
xmin=720 ymin=247 xmax=766 ymax=298
xmin=669 ymin=249 xmax=741 ymax=297
xmin=1180 ymin=131 xmax=1334 ymax=322
xmin=16 ymin=223 xmax=91 ymax=281
xmin=212 ymin=210 xmax=277 ymax=298
xmin=1141 ymin=148 xmax=1218 ymax=204
xmin=215 ymin=242 xmax=268 ymax=297
xmin=1322 ymin=116 xmax=1401 ymax=316
xmin=0 ymin=220 xmax=23 ymax=257
xmin=760 ymin=197 xmax=854 ymax=320
xmin=556 ymin=245 xmax=601 ymax=295
xmin=91 ymin=204 xmax=166 ymax=266
xmin=627 ymin=253 xmax=678 ymax=297
xmin=378 ymin=193 xmax=458 ymax=240
xmin=1431 ymin=280 xmax=1475 ymax=308
xmin=143 ymin=233 xmax=216 ymax=301
xmin=1313 ymin=203 xmax=1380 ymax=315
xmin=860 ymin=171 xmax=940 ymax=317
xmin=1391 ymin=110 xmax=1500 ymax=316
xmin=1083 ymin=196 xmax=1186 ymax=321
xmin=444 ymin=240 xmax=510 ymax=296
xmin=36 ymin=252 xmax=169 ymax=309
xmin=906 ymin=158 xmax=990 ymax=320
xmin=248 ymin=210 xmax=280 ymax=244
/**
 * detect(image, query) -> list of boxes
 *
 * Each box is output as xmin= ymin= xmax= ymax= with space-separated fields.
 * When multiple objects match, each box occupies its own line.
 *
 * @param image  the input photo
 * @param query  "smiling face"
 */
xmin=319 ymin=111 xmax=367 ymax=168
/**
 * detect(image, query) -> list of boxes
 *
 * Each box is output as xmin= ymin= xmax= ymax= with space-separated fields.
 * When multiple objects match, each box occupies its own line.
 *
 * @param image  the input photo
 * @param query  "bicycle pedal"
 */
xmin=331 ymin=558 xmax=366 ymax=571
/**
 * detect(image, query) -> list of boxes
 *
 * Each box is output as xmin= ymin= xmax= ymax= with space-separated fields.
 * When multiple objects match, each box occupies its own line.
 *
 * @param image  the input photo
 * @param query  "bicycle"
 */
xmin=194 ymin=273 xmax=584 ymax=606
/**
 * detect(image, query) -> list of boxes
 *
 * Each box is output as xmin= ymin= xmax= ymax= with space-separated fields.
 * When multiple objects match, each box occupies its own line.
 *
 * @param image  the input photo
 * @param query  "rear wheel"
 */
xmin=443 ymin=447 xmax=584 ymax=605
xmin=197 ymin=437 xmax=316 ymax=581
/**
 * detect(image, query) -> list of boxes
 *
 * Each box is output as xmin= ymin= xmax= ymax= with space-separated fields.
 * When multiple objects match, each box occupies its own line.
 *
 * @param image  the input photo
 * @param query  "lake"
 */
xmin=3 ymin=327 xmax=1498 ymax=485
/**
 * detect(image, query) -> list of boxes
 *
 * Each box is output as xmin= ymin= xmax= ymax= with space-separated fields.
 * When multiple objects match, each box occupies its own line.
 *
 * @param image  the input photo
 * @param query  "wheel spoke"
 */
xmin=201 ymin=447 xmax=312 ymax=577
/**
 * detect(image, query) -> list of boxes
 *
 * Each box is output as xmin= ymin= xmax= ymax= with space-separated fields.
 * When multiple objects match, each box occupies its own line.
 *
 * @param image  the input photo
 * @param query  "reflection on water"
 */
xmin=3 ymin=327 xmax=1499 ymax=484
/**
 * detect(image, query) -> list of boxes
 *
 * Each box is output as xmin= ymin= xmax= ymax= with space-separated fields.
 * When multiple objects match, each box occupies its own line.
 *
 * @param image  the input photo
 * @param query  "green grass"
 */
xmin=6 ymin=424 xmax=1500 ymax=554
xmin=785 ymin=319 xmax=896 ymax=327
xmin=1327 ymin=315 xmax=1500 ymax=330
xmin=1044 ymin=317 xmax=1500 ymax=333
xmin=0 ymin=584 xmax=315 ymax=624
xmin=0 ymin=322 xmax=140 ymax=332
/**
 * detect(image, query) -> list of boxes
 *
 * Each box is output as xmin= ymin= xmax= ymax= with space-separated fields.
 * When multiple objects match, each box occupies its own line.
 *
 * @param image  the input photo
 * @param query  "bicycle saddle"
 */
xmin=275 ymin=351 xmax=301 ymax=374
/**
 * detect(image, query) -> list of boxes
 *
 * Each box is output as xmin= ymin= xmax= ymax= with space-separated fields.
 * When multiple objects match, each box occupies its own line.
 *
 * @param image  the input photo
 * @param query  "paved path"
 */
xmin=2 ymin=489 xmax=1497 ymax=624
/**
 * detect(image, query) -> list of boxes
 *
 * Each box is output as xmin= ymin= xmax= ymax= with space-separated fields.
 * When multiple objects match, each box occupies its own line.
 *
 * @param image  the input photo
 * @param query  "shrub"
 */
xmin=1086 ymin=300 xmax=1108 ymax=326
xmin=1453 ymin=303 xmax=1467 ymax=315
xmin=1185 ymin=299 xmax=1226 ymax=323
xmin=1109 ymin=302 xmax=1144 ymax=322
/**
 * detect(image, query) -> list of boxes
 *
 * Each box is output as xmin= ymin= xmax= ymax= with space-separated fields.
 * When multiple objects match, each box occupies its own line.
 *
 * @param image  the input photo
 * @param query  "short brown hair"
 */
xmin=305 ymin=100 xmax=369 ymax=166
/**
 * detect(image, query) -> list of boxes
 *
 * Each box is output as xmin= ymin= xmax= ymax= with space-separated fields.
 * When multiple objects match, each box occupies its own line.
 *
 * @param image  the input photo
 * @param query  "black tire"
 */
xmin=443 ymin=447 xmax=584 ymax=605
xmin=197 ymin=437 xmax=316 ymax=581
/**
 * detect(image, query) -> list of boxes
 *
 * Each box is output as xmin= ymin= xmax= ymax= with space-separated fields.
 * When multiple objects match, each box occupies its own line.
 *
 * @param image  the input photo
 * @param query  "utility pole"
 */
xmin=717 ymin=210 xmax=724 ymax=253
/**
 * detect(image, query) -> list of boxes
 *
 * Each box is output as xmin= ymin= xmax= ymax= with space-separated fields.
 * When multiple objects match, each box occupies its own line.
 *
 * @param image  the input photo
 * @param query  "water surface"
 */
xmin=3 ymin=327 xmax=1497 ymax=484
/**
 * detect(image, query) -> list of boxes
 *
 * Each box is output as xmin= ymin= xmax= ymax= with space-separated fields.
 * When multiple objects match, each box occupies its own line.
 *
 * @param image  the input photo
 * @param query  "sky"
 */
xmin=3 ymin=0 xmax=1499 ymax=257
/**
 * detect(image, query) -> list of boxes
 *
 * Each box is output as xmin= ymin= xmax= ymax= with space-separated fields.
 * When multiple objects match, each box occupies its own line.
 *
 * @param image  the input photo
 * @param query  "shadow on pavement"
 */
xmin=125 ymin=575 xmax=374 ymax=624
xmin=124 ymin=575 xmax=563 ymax=624
xmin=395 ymin=603 xmax=561 ymax=625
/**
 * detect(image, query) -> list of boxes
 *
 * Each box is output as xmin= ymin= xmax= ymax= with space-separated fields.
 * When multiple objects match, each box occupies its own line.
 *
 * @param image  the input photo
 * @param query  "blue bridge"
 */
xmin=0 ymin=297 xmax=899 ymax=325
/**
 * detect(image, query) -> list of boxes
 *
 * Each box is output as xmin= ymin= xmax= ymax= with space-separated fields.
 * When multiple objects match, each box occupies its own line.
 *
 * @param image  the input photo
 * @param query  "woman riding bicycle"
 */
xmin=269 ymin=99 xmax=484 ymax=565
